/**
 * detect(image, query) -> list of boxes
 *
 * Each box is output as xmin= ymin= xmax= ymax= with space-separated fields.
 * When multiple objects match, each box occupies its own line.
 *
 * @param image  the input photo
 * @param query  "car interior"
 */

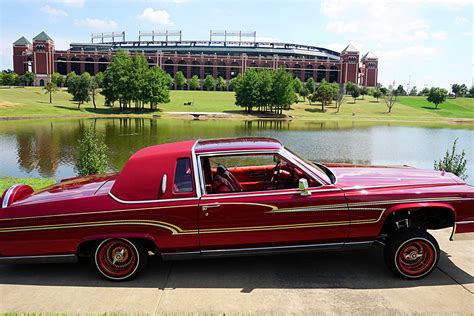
xmin=200 ymin=154 xmax=319 ymax=194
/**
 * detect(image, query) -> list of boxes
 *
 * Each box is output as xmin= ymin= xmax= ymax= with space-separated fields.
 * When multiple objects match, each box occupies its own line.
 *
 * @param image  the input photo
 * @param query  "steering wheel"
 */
xmin=270 ymin=160 xmax=282 ymax=184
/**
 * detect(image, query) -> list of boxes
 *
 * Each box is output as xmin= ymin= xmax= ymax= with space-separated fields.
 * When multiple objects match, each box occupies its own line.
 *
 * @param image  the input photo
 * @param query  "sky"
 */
xmin=0 ymin=0 xmax=472 ymax=90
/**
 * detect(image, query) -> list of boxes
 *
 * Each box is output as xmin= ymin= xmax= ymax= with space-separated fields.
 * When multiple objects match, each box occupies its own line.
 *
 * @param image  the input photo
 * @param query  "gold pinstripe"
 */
xmin=0 ymin=218 xmax=378 ymax=235
xmin=0 ymin=196 xmax=465 ymax=234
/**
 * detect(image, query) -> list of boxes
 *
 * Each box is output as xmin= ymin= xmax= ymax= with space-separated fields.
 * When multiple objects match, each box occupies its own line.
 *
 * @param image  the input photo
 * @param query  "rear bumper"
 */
xmin=450 ymin=221 xmax=474 ymax=241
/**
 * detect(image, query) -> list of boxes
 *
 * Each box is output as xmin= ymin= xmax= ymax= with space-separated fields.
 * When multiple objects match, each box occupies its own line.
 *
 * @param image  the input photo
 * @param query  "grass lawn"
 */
xmin=398 ymin=96 xmax=474 ymax=119
xmin=0 ymin=86 xmax=473 ymax=122
xmin=0 ymin=177 xmax=56 ymax=193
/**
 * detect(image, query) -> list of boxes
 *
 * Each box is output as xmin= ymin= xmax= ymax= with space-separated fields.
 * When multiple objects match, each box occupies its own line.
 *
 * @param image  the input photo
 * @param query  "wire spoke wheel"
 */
xmin=94 ymin=238 xmax=143 ymax=281
xmin=384 ymin=228 xmax=439 ymax=279
xmin=397 ymin=240 xmax=434 ymax=276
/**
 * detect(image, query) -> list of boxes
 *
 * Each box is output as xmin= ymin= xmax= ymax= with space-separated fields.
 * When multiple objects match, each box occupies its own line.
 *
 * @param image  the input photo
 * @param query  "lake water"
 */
xmin=0 ymin=118 xmax=473 ymax=183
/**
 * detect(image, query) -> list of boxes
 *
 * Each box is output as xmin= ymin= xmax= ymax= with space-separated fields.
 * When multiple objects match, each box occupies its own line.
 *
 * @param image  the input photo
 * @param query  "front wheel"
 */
xmin=94 ymin=238 xmax=147 ymax=281
xmin=384 ymin=228 xmax=439 ymax=279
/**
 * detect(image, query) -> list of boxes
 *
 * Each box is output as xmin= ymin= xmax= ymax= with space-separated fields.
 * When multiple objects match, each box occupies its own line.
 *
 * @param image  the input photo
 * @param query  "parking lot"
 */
xmin=0 ymin=228 xmax=472 ymax=314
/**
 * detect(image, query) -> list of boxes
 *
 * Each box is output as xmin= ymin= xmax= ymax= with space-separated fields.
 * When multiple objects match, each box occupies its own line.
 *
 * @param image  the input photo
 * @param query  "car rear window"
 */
xmin=174 ymin=158 xmax=193 ymax=193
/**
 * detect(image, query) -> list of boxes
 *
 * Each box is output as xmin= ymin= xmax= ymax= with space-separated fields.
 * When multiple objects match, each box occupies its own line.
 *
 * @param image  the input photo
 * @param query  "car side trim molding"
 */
xmin=0 ymin=254 xmax=78 ymax=264
xmin=161 ymin=241 xmax=374 ymax=260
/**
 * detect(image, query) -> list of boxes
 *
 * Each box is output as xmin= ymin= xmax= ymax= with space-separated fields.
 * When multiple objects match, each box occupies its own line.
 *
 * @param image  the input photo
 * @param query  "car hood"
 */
xmin=10 ymin=174 xmax=117 ymax=206
xmin=326 ymin=164 xmax=462 ymax=189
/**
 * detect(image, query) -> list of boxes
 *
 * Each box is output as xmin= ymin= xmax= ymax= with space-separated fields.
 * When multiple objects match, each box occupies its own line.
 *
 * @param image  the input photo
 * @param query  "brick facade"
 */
xmin=13 ymin=32 xmax=379 ymax=87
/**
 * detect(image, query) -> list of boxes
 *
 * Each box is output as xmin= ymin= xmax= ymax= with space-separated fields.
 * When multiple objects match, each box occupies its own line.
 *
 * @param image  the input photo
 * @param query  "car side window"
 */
xmin=173 ymin=158 xmax=193 ymax=193
xmin=200 ymin=154 xmax=317 ymax=194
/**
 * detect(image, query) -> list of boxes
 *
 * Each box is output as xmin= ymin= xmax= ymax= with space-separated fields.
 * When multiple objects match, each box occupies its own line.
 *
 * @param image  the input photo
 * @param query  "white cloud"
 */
xmin=139 ymin=8 xmax=173 ymax=25
xmin=377 ymin=45 xmax=439 ymax=61
xmin=324 ymin=21 xmax=358 ymax=33
xmin=454 ymin=16 xmax=470 ymax=25
xmin=40 ymin=5 xmax=68 ymax=17
xmin=431 ymin=31 xmax=447 ymax=40
xmin=74 ymin=18 xmax=118 ymax=29
xmin=140 ymin=0 xmax=185 ymax=3
xmin=49 ymin=0 xmax=84 ymax=8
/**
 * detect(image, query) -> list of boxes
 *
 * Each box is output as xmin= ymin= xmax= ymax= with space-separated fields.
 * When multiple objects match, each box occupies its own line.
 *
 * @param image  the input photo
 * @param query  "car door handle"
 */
xmin=202 ymin=203 xmax=221 ymax=211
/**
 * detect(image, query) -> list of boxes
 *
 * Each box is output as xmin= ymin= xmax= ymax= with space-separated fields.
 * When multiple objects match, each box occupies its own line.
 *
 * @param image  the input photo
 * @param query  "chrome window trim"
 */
xmin=191 ymin=139 xmax=202 ymax=199
xmin=195 ymin=149 xmax=328 ymax=198
xmin=108 ymin=192 xmax=199 ymax=204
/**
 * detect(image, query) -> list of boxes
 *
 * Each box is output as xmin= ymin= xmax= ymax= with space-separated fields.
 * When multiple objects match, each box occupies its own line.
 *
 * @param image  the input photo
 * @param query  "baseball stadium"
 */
xmin=12 ymin=30 xmax=378 ymax=87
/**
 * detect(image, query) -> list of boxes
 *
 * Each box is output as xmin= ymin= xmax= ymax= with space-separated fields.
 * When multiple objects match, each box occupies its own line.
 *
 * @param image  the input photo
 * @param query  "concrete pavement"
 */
xmin=0 ymin=228 xmax=473 ymax=314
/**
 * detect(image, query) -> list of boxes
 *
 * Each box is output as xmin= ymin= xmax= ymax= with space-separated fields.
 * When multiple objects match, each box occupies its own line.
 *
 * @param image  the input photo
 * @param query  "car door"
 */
xmin=197 ymin=154 xmax=350 ymax=252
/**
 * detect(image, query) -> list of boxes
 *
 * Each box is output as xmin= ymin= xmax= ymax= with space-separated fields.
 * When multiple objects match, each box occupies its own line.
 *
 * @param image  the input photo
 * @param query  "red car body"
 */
xmin=1 ymin=138 xmax=473 ymax=280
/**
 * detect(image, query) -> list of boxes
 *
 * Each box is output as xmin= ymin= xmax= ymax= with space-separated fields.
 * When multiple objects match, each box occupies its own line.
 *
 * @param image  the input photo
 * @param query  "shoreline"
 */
xmin=1 ymin=111 xmax=474 ymax=125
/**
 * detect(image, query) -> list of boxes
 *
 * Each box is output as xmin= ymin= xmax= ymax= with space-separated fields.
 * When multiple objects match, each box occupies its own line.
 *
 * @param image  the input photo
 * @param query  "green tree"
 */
xmin=385 ymin=89 xmax=397 ymax=113
xmin=189 ymin=75 xmax=201 ymax=90
xmin=51 ymin=72 xmax=64 ymax=87
xmin=292 ymin=77 xmax=304 ymax=94
xmin=43 ymin=81 xmax=58 ymax=103
xmin=409 ymin=86 xmax=418 ymax=96
xmin=372 ymin=89 xmax=383 ymax=102
xmin=203 ymin=75 xmax=216 ymax=91
xmin=142 ymin=67 xmax=171 ymax=110
xmin=65 ymin=71 xmax=77 ymax=87
xmin=452 ymin=83 xmax=468 ymax=98
xmin=130 ymin=55 xmax=149 ymax=109
xmin=299 ymin=86 xmax=309 ymax=101
xmin=468 ymin=86 xmax=474 ymax=98
xmin=306 ymin=77 xmax=316 ymax=93
xmin=234 ymin=70 xmax=259 ymax=113
xmin=174 ymin=71 xmax=187 ymax=90
xmin=101 ymin=51 xmax=133 ymax=109
xmin=308 ymin=92 xmax=319 ymax=105
xmin=90 ymin=77 xmax=99 ymax=109
xmin=216 ymin=76 xmax=227 ymax=91
xmin=22 ymin=71 xmax=36 ymax=86
xmin=379 ymin=87 xmax=388 ymax=95
xmin=76 ymin=125 xmax=109 ymax=176
xmin=2 ymin=71 xmax=19 ymax=86
xmin=394 ymin=84 xmax=407 ymax=96
xmin=434 ymin=138 xmax=468 ymax=180
xmin=256 ymin=69 xmax=273 ymax=112
xmin=345 ymin=81 xmax=357 ymax=94
xmin=95 ymin=72 xmax=104 ymax=88
xmin=271 ymin=68 xmax=296 ymax=115
xmin=68 ymin=73 xmax=92 ymax=109
xmin=350 ymin=86 xmax=360 ymax=103
xmin=360 ymin=86 xmax=369 ymax=99
xmin=418 ymin=87 xmax=429 ymax=96
xmin=335 ymin=84 xmax=345 ymax=113
xmin=427 ymin=87 xmax=448 ymax=109
xmin=315 ymin=79 xmax=338 ymax=112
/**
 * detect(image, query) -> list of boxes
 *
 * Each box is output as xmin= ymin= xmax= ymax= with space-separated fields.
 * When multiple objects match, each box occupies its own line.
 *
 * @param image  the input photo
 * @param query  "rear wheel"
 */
xmin=94 ymin=238 xmax=147 ymax=281
xmin=384 ymin=228 xmax=439 ymax=279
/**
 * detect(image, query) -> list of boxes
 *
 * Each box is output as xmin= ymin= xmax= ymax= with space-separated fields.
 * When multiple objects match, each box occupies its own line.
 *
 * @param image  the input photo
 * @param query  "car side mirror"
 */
xmin=298 ymin=178 xmax=311 ymax=196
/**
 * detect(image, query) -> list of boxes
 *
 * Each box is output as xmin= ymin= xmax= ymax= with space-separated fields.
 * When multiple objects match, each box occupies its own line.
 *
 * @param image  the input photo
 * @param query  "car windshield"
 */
xmin=282 ymin=148 xmax=334 ymax=184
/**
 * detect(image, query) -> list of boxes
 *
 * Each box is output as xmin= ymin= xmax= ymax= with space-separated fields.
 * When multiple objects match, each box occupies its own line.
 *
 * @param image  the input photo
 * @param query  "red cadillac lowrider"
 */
xmin=1 ymin=138 xmax=473 ymax=281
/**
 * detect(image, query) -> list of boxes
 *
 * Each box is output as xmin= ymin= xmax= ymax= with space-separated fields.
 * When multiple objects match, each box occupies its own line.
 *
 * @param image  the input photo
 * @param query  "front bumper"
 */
xmin=450 ymin=221 xmax=474 ymax=241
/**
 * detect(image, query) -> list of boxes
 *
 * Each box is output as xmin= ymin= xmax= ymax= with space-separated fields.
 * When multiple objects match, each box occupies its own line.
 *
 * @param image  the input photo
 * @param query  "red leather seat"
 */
xmin=212 ymin=165 xmax=243 ymax=193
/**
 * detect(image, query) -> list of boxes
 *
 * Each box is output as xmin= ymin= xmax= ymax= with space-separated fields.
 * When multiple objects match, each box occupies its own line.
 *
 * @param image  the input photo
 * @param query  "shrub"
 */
xmin=434 ymin=138 xmax=468 ymax=180
xmin=76 ymin=126 xmax=109 ymax=176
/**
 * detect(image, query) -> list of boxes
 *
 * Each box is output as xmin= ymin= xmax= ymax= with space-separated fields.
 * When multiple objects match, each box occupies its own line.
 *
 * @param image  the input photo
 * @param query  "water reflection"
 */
xmin=0 ymin=118 xmax=472 ymax=183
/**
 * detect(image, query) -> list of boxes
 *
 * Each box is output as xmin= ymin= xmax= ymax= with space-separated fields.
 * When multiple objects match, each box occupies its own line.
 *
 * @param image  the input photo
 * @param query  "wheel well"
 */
xmin=76 ymin=238 xmax=159 ymax=258
xmin=380 ymin=207 xmax=454 ymax=237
